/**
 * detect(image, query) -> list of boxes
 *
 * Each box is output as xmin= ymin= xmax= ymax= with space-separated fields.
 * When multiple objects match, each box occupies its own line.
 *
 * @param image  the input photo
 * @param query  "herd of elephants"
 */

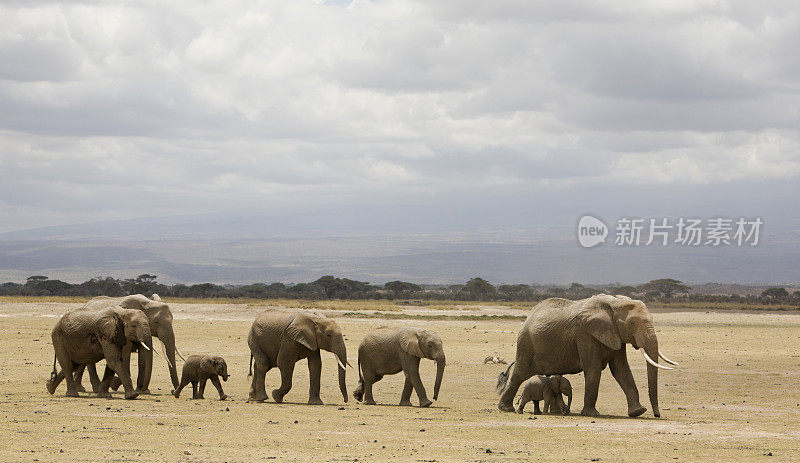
xmin=46 ymin=293 xmax=679 ymax=417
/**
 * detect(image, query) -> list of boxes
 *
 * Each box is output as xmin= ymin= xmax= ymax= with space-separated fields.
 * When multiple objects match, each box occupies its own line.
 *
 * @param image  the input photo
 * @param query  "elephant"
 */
xmin=172 ymin=355 xmax=229 ymax=400
xmin=247 ymin=308 xmax=350 ymax=405
xmin=352 ymin=326 xmax=446 ymax=407
xmin=46 ymin=306 xmax=153 ymax=399
xmin=72 ymin=294 xmax=184 ymax=394
xmin=515 ymin=374 xmax=572 ymax=415
xmin=497 ymin=294 xmax=678 ymax=417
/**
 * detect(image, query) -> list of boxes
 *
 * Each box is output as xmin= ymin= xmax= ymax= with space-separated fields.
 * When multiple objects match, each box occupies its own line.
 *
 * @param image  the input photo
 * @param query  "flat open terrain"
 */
xmin=2 ymin=300 xmax=799 ymax=462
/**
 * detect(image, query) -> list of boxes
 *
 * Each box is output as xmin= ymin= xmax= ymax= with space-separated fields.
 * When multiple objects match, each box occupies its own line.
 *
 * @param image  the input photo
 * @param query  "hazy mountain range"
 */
xmin=1 ymin=212 xmax=798 ymax=286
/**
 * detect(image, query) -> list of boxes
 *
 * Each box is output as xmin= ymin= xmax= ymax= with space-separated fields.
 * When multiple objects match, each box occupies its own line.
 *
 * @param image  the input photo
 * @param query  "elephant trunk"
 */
xmin=159 ymin=327 xmax=180 ymax=389
xmin=433 ymin=356 xmax=446 ymax=401
xmin=332 ymin=339 xmax=348 ymax=403
xmin=637 ymin=323 xmax=660 ymax=418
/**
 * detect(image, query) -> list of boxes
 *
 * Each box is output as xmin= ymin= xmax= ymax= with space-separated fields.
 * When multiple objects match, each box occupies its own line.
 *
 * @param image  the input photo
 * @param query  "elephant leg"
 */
xmin=272 ymin=359 xmax=295 ymax=404
xmin=609 ymin=352 xmax=646 ymax=417
xmin=198 ymin=378 xmax=207 ymax=399
xmin=307 ymin=350 xmax=323 ymax=405
xmin=97 ymin=366 xmax=116 ymax=398
xmin=515 ymin=389 xmax=529 ymax=414
xmin=399 ymin=377 xmax=414 ymax=406
xmin=109 ymin=375 xmax=123 ymax=391
xmin=54 ymin=344 xmax=79 ymax=397
xmin=136 ymin=347 xmax=153 ymax=393
xmin=361 ymin=368 xmax=381 ymax=405
xmin=210 ymin=375 xmax=227 ymax=400
xmin=248 ymin=348 xmax=271 ymax=402
xmin=499 ymin=353 xmax=533 ymax=412
xmin=87 ymin=364 xmax=101 ymax=393
xmin=72 ymin=364 xmax=87 ymax=393
xmin=543 ymin=390 xmax=553 ymax=414
xmin=581 ymin=366 xmax=602 ymax=417
xmin=533 ymin=400 xmax=542 ymax=415
xmin=172 ymin=376 xmax=189 ymax=398
xmin=103 ymin=344 xmax=138 ymax=400
xmin=401 ymin=355 xmax=431 ymax=407
xmin=191 ymin=381 xmax=198 ymax=399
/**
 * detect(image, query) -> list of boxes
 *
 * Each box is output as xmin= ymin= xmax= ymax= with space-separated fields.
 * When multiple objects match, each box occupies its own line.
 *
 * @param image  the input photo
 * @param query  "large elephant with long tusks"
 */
xmin=73 ymin=294 xmax=185 ymax=393
xmin=497 ymin=294 xmax=678 ymax=417
xmin=247 ymin=308 xmax=350 ymax=405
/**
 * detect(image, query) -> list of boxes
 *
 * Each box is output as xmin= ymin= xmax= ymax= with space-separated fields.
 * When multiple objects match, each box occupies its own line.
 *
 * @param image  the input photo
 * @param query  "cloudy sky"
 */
xmin=1 ymin=0 xmax=798 ymax=235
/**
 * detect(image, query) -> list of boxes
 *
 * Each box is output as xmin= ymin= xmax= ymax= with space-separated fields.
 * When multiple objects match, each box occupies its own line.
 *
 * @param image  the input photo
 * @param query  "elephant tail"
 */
xmin=247 ymin=353 xmax=253 ymax=377
xmin=51 ymin=354 xmax=57 ymax=377
xmin=496 ymin=361 xmax=515 ymax=395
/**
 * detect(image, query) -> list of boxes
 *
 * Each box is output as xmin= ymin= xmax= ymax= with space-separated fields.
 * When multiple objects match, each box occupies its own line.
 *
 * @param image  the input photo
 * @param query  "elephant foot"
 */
xmin=364 ymin=399 xmax=377 ymax=405
xmin=271 ymin=389 xmax=286 ymax=403
xmin=219 ymin=394 xmax=228 ymax=401
xmin=97 ymin=391 xmax=112 ymax=399
xmin=46 ymin=379 xmax=57 ymax=395
xmin=580 ymin=407 xmax=600 ymax=417
xmin=75 ymin=384 xmax=87 ymax=393
xmin=124 ymin=390 xmax=140 ymax=400
xmin=498 ymin=401 xmax=516 ymax=413
xmin=419 ymin=399 xmax=433 ymax=408
xmin=171 ymin=390 xmax=179 ymax=398
xmin=136 ymin=388 xmax=151 ymax=395
xmin=628 ymin=405 xmax=647 ymax=418
xmin=248 ymin=392 xmax=268 ymax=402
xmin=398 ymin=400 xmax=412 ymax=406
xmin=515 ymin=407 xmax=523 ymax=414
xmin=307 ymin=397 xmax=323 ymax=405
xmin=65 ymin=390 xmax=80 ymax=398
xmin=353 ymin=388 xmax=364 ymax=402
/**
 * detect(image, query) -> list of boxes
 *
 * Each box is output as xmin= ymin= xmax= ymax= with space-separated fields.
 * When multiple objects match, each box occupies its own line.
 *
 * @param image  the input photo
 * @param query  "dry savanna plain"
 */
xmin=1 ymin=298 xmax=799 ymax=462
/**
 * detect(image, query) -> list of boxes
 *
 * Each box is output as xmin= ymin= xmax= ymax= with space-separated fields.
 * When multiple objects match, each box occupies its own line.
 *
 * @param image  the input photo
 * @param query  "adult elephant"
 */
xmin=47 ymin=306 xmax=153 ymax=399
xmin=247 ymin=308 xmax=350 ymax=405
xmin=352 ymin=326 xmax=446 ymax=407
xmin=74 ymin=294 xmax=184 ymax=393
xmin=497 ymin=295 xmax=678 ymax=417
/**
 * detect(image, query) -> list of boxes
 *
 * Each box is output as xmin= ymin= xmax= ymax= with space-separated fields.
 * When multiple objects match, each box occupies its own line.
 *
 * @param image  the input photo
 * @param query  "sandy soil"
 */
xmin=1 ymin=301 xmax=799 ymax=462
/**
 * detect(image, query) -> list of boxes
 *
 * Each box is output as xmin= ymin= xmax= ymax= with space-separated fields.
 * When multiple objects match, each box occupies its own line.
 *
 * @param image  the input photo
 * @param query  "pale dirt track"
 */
xmin=1 ymin=301 xmax=799 ymax=462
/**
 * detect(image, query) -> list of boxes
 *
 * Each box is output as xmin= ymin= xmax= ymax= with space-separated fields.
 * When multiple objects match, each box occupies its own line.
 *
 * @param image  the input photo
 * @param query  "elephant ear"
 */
xmin=399 ymin=330 xmax=425 ymax=358
xmin=200 ymin=356 xmax=214 ymax=373
xmin=96 ymin=311 xmax=126 ymax=346
xmin=119 ymin=295 xmax=147 ymax=311
xmin=581 ymin=298 xmax=622 ymax=351
xmin=152 ymin=294 xmax=162 ymax=302
xmin=286 ymin=313 xmax=318 ymax=351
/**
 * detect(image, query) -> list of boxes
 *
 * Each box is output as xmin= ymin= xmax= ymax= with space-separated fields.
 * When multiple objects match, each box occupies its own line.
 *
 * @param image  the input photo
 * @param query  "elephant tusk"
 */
xmin=346 ymin=360 xmax=353 ymax=368
xmin=658 ymin=351 xmax=679 ymax=366
xmin=641 ymin=350 xmax=673 ymax=370
xmin=161 ymin=340 xmax=173 ymax=369
xmin=336 ymin=356 xmax=346 ymax=370
xmin=141 ymin=343 xmax=150 ymax=351
xmin=176 ymin=348 xmax=187 ymax=362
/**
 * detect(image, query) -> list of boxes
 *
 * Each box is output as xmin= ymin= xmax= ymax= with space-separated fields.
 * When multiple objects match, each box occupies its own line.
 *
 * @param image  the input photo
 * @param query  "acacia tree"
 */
xmin=638 ymin=279 xmax=691 ymax=299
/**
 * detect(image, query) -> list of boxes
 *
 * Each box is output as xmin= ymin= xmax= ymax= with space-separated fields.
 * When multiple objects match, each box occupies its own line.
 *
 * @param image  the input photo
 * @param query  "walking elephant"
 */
xmin=247 ymin=309 xmax=350 ymax=405
xmin=515 ymin=374 xmax=572 ymax=415
xmin=497 ymin=295 xmax=678 ymax=417
xmin=73 ymin=294 xmax=184 ymax=393
xmin=46 ymin=306 xmax=153 ymax=399
xmin=353 ymin=326 xmax=445 ymax=407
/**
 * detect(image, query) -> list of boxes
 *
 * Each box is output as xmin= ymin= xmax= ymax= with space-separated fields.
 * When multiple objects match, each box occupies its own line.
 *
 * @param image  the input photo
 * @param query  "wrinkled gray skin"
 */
xmin=498 ymin=295 xmax=666 ymax=418
xmin=73 ymin=294 xmax=181 ymax=393
xmin=47 ymin=306 xmax=153 ymax=399
xmin=353 ymin=326 xmax=446 ymax=407
xmin=247 ymin=309 xmax=349 ymax=405
xmin=172 ymin=355 xmax=229 ymax=400
xmin=514 ymin=375 xmax=572 ymax=415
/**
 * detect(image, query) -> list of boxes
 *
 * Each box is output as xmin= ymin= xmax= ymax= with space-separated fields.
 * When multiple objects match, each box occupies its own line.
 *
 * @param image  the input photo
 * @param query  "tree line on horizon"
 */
xmin=1 ymin=275 xmax=798 ymax=305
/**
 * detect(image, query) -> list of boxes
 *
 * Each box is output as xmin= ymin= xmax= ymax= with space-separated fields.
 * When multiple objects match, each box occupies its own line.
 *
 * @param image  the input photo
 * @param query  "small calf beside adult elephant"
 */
xmin=353 ymin=326 xmax=446 ymax=407
xmin=497 ymin=294 xmax=679 ymax=417
xmin=247 ymin=308 xmax=350 ymax=405
xmin=47 ymin=306 xmax=153 ymax=399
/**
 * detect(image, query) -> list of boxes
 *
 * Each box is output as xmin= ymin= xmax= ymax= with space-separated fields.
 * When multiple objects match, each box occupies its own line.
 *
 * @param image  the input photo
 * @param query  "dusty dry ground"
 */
xmin=1 ymin=301 xmax=799 ymax=462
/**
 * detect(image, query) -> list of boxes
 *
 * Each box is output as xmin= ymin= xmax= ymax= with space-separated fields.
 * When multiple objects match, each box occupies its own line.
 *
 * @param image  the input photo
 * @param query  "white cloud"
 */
xmin=0 ymin=0 xmax=798 ymax=232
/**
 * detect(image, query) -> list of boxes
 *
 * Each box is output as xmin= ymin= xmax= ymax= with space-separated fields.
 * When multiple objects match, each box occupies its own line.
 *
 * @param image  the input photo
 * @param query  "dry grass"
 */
xmin=1 ymin=301 xmax=799 ymax=462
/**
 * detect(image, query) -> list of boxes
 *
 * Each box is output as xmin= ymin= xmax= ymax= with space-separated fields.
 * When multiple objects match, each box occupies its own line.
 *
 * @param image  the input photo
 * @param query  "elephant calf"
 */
xmin=516 ymin=375 xmax=572 ymax=415
xmin=353 ymin=326 xmax=445 ymax=407
xmin=172 ymin=355 xmax=229 ymax=400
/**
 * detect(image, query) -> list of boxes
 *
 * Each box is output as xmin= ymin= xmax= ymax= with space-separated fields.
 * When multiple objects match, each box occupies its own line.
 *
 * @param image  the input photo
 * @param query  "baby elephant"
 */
xmin=172 ymin=355 xmax=229 ymax=400
xmin=516 ymin=375 xmax=572 ymax=415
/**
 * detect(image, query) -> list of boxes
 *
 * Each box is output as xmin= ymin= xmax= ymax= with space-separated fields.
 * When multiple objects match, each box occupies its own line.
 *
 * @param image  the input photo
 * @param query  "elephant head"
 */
xmin=200 ymin=356 xmax=229 ymax=381
xmin=583 ymin=294 xmax=677 ymax=417
xmin=286 ymin=312 xmax=350 ymax=402
xmin=399 ymin=328 xmax=446 ymax=401
xmin=120 ymin=294 xmax=182 ymax=389
xmin=548 ymin=375 xmax=572 ymax=415
xmin=99 ymin=308 xmax=153 ymax=351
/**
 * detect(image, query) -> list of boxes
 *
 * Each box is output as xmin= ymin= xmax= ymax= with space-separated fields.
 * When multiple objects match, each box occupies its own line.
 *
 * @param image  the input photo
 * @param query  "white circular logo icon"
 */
xmin=577 ymin=215 xmax=608 ymax=248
